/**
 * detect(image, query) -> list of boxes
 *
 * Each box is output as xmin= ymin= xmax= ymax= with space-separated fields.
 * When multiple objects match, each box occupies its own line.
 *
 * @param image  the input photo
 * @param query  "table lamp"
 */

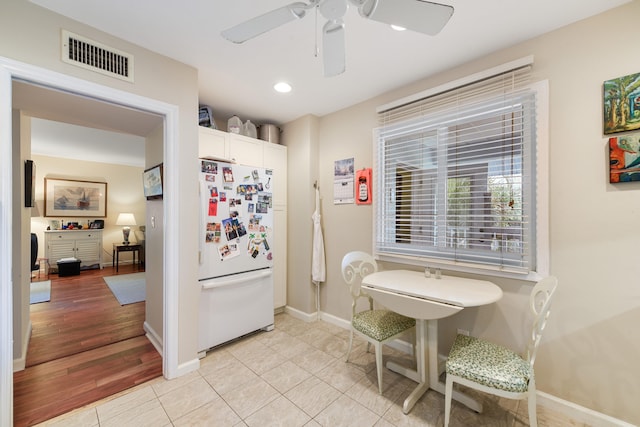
xmin=116 ymin=213 xmax=136 ymax=245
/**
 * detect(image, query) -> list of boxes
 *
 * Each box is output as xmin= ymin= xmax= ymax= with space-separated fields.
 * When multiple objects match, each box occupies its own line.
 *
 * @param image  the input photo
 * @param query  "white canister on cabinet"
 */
xmin=227 ymin=115 xmax=242 ymax=134
xmin=243 ymin=120 xmax=257 ymax=138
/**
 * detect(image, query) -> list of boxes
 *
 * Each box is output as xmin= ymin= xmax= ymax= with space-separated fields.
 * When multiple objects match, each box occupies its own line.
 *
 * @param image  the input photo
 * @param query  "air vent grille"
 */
xmin=61 ymin=30 xmax=134 ymax=82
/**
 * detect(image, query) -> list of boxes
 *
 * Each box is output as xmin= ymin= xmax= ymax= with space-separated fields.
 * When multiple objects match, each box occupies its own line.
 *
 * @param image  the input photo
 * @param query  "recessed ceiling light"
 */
xmin=391 ymin=25 xmax=406 ymax=31
xmin=274 ymin=82 xmax=292 ymax=93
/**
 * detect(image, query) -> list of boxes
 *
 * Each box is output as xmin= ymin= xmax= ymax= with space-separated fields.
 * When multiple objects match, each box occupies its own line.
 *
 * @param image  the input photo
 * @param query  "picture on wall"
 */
xmin=143 ymin=163 xmax=163 ymax=200
xmin=45 ymin=178 xmax=107 ymax=217
xmin=603 ymin=72 xmax=640 ymax=135
xmin=24 ymin=159 xmax=35 ymax=208
xmin=609 ymin=132 xmax=640 ymax=183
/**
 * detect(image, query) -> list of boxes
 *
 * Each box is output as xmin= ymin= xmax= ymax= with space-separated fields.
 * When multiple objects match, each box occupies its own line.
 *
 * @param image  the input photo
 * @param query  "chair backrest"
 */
xmin=525 ymin=275 xmax=558 ymax=367
xmin=30 ymin=233 xmax=39 ymax=271
xmin=341 ymin=251 xmax=378 ymax=315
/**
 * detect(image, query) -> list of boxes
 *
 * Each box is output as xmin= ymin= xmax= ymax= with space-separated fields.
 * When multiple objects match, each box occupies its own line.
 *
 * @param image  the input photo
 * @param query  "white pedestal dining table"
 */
xmin=361 ymin=269 xmax=503 ymax=414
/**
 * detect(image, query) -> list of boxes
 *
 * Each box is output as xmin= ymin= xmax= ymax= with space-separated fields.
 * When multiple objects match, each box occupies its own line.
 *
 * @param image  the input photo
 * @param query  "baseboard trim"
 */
xmin=175 ymin=358 xmax=200 ymax=378
xmin=12 ymin=321 xmax=32 ymax=372
xmin=283 ymin=305 xmax=317 ymax=322
xmin=143 ymin=321 xmax=163 ymax=356
xmin=289 ymin=308 xmax=632 ymax=426
xmin=143 ymin=320 xmax=200 ymax=379
xmin=537 ymin=391 xmax=634 ymax=427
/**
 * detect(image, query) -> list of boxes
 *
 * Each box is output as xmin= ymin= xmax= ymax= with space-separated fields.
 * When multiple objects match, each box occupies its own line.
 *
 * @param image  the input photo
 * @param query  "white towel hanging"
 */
xmin=311 ymin=187 xmax=326 ymax=284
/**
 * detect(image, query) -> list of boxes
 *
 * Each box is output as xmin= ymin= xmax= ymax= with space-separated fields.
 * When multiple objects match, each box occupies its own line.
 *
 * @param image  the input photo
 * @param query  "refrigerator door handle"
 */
xmin=198 ymin=179 xmax=205 ymax=265
xmin=201 ymin=269 xmax=273 ymax=290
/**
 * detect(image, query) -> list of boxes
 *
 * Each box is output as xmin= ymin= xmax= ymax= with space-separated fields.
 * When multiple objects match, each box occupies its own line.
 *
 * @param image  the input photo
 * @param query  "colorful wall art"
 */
xmin=609 ymin=132 xmax=640 ymax=183
xmin=604 ymin=72 xmax=640 ymax=135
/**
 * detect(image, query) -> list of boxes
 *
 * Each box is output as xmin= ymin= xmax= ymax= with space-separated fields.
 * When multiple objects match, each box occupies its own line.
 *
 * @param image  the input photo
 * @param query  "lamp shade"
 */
xmin=116 ymin=213 xmax=137 ymax=226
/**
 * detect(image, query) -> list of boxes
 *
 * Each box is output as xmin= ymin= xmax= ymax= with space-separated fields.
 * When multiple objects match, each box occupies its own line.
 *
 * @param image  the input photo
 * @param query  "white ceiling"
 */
xmin=13 ymin=81 xmax=161 ymax=167
xmin=29 ymin=118 xmax=146 ymax=168
xmin=30 ymin=0 xmax=630 ymax=127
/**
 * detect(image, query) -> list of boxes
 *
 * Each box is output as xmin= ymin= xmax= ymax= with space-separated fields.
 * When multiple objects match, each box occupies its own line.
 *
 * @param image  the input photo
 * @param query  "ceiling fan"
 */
xmin=221 ymin=0 xmax=454 ymax=77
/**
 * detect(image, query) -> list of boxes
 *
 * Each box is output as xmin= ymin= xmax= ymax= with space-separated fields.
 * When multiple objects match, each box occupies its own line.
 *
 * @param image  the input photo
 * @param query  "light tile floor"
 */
xmin=35 ymin=313 xmax=587 ymax=427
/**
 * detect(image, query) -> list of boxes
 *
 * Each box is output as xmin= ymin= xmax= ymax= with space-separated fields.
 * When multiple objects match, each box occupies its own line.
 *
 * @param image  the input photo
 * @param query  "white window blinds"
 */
xmin=374 ymin=65 xmax=538 ymax=274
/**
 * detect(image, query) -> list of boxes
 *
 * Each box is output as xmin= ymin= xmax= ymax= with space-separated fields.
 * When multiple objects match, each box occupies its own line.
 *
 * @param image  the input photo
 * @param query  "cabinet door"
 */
xmin=273 ymin=209 xmax=287 ymax=309
xmin=47 ymin=240 xmax=75 ymax=262
xmin=228 ymin=134 xmax=263 ymax=167
xmin=76 ymin=240 xmax=101 ymax=266
xmin=263 ymin=143 xmax=287 ymax=207
xmin=199 ymin=127 xmax=228 ymax=159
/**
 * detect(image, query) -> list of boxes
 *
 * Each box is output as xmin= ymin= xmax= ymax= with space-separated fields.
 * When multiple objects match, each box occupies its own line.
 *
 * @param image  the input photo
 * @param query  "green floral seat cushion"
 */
xmin=446 ymin=334 xmax=532 ymax=393
xmin=352 ymin=310 xmax=415 ymax=342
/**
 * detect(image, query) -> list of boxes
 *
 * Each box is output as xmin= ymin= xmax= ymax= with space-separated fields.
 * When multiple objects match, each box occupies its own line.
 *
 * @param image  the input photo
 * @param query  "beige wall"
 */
xmin=12 ymin=113 xmax=32 ymax=361
xmin=2 ymin=0 xmax=200 ymax=373
xmin=29 ymin=154 xmax=146 ymax=260
xmin=286 ymin=1 xmax=639 ymax=424
xmin=283 ymin=115 xmax=320 ymax=313
xmin=144 ymin=124 xmax=165 ymax=346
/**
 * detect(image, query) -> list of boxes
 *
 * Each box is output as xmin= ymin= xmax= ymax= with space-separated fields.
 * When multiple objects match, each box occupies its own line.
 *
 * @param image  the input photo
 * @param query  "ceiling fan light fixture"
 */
xmin=322 ymin=19 xmax=346 ymax=77
xmin=358 ymin=0 xmax=454 ymax=36
xmin=274 ymin=82 xmax=292 ymax=93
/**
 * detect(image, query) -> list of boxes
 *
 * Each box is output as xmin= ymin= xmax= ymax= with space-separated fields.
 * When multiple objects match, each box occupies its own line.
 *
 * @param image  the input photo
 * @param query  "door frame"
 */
xmin=0 ymin=56 xmax=181 ymax=426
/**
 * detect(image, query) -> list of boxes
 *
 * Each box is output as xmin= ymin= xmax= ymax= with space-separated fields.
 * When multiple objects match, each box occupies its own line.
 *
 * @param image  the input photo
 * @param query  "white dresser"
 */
xmin=45 ymin=229 xmax=103 ymax=271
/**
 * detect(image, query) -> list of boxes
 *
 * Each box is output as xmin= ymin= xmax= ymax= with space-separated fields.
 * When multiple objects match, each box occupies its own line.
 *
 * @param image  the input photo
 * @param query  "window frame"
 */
xmin=373 ymin=80 xmax=549 ymax=282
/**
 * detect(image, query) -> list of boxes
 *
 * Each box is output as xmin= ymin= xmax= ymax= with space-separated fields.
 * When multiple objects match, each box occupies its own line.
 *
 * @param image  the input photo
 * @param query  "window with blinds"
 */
xmin=374 ymin=65 xmax=543 ymax=275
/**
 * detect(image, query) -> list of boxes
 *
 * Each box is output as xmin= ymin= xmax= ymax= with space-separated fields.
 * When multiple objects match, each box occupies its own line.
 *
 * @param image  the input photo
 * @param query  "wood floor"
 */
xmin=13 ymin=265 xmax=162 ymax=427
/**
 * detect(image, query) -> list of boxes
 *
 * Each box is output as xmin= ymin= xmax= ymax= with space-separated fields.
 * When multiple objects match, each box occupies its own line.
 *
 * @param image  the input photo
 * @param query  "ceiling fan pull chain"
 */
xmin=314 ymin=3 xmax=320 ymax=58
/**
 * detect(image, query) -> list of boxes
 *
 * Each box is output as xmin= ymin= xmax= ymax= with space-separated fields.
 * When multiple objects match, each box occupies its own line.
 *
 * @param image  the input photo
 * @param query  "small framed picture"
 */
xmin=89 ymin=220 xmax=104 ymax=229
xmin=143 ymin=164 xmax=163 ymax=200
xmin=24 ymin=160 xmax=35 ymax=208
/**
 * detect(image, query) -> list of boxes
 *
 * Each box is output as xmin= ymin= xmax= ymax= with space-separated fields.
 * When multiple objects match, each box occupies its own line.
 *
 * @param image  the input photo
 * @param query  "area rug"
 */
xmin=104 ymin=273 xmax=146 ymax=305
xmin=30 ymin=280 xmax=51 ymax=304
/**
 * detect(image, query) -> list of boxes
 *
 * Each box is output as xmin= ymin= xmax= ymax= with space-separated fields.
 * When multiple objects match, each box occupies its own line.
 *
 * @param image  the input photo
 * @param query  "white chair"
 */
xmin=444 ymin=276 xmax=558 ymax=427
xmin=342 ymin=251 xmax=416 ymax=394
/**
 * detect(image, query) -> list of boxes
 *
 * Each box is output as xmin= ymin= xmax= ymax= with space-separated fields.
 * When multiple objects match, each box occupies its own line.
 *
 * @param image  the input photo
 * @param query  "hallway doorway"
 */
xmin=1 ymin=57 xmax=181 ymax=426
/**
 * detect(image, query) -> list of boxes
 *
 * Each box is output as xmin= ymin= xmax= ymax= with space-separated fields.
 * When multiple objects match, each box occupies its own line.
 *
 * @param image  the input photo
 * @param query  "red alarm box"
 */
xmin=356 ymin=168 xmax=372 ymax=205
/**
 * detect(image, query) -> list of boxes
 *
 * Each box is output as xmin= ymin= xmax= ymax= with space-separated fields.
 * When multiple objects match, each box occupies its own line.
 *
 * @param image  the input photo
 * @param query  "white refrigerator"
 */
xmin=198 ymin=158 xmax=275 ymax=354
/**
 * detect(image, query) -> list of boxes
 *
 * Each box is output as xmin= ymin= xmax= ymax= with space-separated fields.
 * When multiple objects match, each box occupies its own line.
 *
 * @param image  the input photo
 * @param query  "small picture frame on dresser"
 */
xmin=89 ymin=220 xmax=104 ymax=229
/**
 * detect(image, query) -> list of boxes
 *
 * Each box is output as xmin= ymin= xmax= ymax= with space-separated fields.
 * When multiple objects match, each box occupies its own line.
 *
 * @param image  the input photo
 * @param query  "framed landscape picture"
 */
xmin=44 ymin=178 xmax=107 ymax=217
xmin=603 ymin=72 xmax=640 ymax=135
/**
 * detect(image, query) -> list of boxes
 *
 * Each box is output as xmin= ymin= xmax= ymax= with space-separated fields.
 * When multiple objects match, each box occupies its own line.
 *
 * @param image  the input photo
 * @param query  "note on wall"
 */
xmin=334 ymin=157 xmax=354 ymax=204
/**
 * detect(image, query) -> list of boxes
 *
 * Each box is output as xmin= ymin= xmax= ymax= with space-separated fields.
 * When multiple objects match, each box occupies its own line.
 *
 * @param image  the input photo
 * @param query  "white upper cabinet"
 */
xmin=228 ymin=133 xmax=263 ymax=167
xmin=198 ymin=127 xmax=227 ymax=160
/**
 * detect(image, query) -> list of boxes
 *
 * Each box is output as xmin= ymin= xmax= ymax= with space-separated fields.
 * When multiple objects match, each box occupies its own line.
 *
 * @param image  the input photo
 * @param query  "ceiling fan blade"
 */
xmin=221 ymin=2 xmax=309 ymax=43
xmin=358 ymin=0 xmax=454 ymax=36
xmin=323 ymin=20 xmax=346 ymax=77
